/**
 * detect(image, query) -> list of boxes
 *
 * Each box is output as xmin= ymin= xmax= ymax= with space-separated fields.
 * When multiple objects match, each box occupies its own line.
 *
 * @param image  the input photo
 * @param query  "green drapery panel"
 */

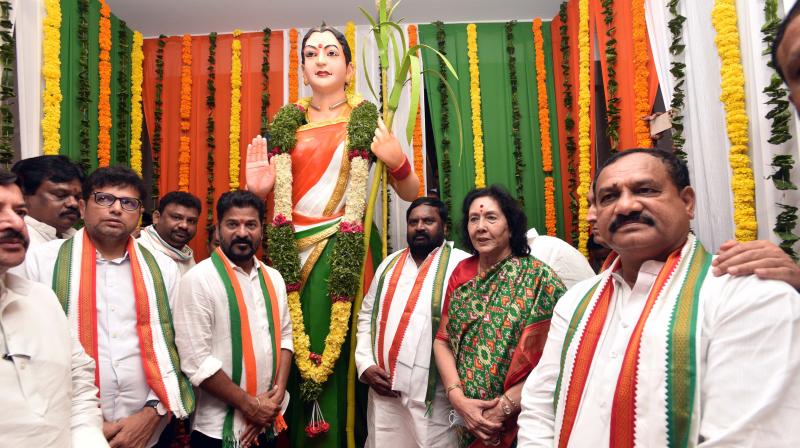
xmin=59 ymin=0 xmax=132 ymax=170
xmin=420 ymin=22 xmax=566 ymax=243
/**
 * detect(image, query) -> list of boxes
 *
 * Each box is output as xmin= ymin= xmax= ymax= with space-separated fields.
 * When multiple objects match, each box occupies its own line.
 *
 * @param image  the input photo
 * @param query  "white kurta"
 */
xmin=173 ymin=254 xmax=293 ymax=441
xmin=526 ymin=228 xmax=596 ymax=288
xmin=23 ymin=239 xmax=181 ymax=447
xmin=24 ymin=214 xmax=76 ymax=247
xmin=0 ymin=272 xmax=107 ymax=447
xmin=355 ymin=242 xmax=470 ymax=448
xmin=517 ymin=259 xmax=800 ymax=447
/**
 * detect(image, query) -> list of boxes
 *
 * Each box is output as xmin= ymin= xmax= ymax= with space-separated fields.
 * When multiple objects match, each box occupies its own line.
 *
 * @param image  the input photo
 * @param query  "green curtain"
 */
xmin=420 ymin=22 xmax=566 ymax=244
xmin=59 ymin=0 xmax=132 ymax=170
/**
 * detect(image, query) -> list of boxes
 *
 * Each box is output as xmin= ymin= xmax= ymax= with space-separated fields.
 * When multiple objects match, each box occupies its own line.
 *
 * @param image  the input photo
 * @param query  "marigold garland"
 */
xmin=288 ymin=28 xmax=299 ymax=103
xmin=0 ymin=0 xmax=15 ymax=166
xmin=206 ymin=32 xmax=218 ymax=231
xmin=179 ymin=34 xmax=192 ymax=192
xmin=711 ymin=0 xmax=757 ymax=242
xmin=345 ymin=21 xmax=356 ymax=97
xmin=130 ymin=31 xmax=144 ymax=175
xmin=533 ymin=19 xmax=557 ymax=236
xmin=577 ymin=0 xmax=592 ymax=256
xmin=407 ymin=24 xmax=425 ymax=197
xmin=466 ymin=24 xmax=486 ymax=188
xmin=97 ymin=0 xmax=112 ymax=167
xmin=559 ymin=3 xmax=579 ymax=244
xmin=152 ymin=35 xmax=166 ymax=202
xmin=266 ymin=96 xmax=377 ymax=426
xmin=434 ymin=22 xmax=454 ymax=233
xmin=41 ymin=0 xmax=62 ymax=156
xmin=229 ymin=29 xmax=243 ymax=190
xmin=632 ymin=0 xmax=651 ymax=148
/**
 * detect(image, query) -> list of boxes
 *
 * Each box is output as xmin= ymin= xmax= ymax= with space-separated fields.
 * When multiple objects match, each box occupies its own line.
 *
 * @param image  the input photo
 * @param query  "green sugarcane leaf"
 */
xmin=360 ymin=38 xmax=380 ymax=103
xmin=405 ymin=55 xmax=422 ymax=144
xmin=388 ymin=0 xmax=403 ymax=20
xmin=411 ymin=44 xmax=458 ymax=79
xmin=423 ymin=68 xmax=464 ymax=164
xmin=359 ymin=7 xmax=379 ymax=32
xmin=389 ymin=28 xmax=401 ymax=74
xmin=380 ymin=21 xmax=408 ymax=53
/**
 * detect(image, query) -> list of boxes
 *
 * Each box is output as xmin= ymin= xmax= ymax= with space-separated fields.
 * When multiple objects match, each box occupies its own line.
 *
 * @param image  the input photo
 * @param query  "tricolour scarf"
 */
xmin=51 ymin=229 xmax=194 ymax=418
xmin=210 ymin=248 xmax=286 ymax=447
xmin=553 ymin=234 xmax=712 ymax=448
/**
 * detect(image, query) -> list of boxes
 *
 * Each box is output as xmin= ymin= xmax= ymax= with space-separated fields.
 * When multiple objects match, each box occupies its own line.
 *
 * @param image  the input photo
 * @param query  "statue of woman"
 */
xmin=246 ymin=25 xmax=419 ymax=448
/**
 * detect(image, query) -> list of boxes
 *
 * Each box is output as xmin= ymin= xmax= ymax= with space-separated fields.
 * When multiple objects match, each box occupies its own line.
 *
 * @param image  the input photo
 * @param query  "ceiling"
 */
xmin=107 ymin=0 xmax=563 ymax=37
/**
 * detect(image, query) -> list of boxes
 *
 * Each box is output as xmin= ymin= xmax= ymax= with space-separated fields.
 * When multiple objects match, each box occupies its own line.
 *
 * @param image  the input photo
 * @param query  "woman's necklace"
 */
xmin=309 ymin=97 xmax=348 ymax=111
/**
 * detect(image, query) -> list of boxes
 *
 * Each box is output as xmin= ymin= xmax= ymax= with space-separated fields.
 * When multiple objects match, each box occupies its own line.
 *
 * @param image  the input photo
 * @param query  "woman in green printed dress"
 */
xmin=433 ymin=185 xmax=566 ymax=448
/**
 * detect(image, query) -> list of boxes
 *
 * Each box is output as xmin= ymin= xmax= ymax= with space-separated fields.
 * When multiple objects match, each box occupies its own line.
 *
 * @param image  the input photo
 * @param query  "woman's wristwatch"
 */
xmin=500 ymin=393 xmax=517 ymax=415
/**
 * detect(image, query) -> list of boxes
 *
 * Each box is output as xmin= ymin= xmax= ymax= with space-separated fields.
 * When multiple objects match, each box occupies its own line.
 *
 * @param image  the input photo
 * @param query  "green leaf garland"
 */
xmin=153 ymin=35 xmax=166 ymax=203
xmin=260 ymin=27 xmax=271 ymax=136
xmin=0 ymin=0 xmax=14 ymax=166
xmin=78 ymin=0 xmax=91 ymax=172
xmin=775 ymin=204 xmax=799 ymax=260
xmin=667 ymin=0 xmax=687 ymax=157
xmin=116 ymin=22 xmax=131 ymax=165
xmin=434 ymin=21 xmax=454 ymax=234
xmin=505 ymin=21 xmax=525 ymax=205
xmin=559 ymin=3 xmax=579 ymax=244
xmin=206 ymin=32 xmax=217 ymax=233
xmin=602 ymin=0 xmax=620 ymax=152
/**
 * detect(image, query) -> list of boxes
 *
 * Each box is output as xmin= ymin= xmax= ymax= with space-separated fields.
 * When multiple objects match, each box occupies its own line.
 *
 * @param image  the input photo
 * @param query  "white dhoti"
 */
xmin=366 ymin=384 xmax=456 ymax=448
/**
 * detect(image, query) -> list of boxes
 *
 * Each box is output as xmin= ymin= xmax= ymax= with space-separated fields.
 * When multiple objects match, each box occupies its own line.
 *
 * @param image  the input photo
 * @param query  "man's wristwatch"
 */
xmin=144 ymin=399 xmax=166 ymax=416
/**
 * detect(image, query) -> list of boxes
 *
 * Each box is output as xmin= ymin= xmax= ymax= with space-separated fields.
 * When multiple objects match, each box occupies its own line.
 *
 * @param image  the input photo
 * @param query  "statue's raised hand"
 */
xmin=245 ymin=135 xmax=276 ymax=200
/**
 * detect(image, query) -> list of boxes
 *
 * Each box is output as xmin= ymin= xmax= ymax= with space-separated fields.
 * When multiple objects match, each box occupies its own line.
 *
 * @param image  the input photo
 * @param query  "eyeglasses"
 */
xmin=92 ymin=192 xmax=142 ymax=211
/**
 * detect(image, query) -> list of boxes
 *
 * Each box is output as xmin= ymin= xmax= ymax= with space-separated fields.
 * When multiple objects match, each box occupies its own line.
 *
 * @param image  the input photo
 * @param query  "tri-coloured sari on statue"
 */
xmin=442 ymin=255 xmax=566 ymax=447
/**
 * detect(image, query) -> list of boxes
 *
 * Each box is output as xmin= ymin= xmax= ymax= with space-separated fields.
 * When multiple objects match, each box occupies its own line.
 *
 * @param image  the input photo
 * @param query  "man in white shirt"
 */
xmin=11 ymin=155 xmax=83 ymax=246
xmin=526 ymin=228 xmax=594 ymax=288
xmin=518 ymin=149 xmax=800 ymax=447
xmin=0 ymin=169 xmax=107 ymax=447
xmin=24 ymin=166 xmax=194 ymax=448
xmin=137 ymin=191 xmax=201 ymax=276
xmin=174 ymin=190 xmax=293 ymax=448
xmin=356 ymin=197 xmax=470 ymax=448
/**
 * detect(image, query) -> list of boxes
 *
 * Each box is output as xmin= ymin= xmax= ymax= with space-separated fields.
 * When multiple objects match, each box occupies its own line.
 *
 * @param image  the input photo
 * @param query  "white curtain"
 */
xmin=12 ymin=0 xmax=44 ymax=159
xmin=646 ymin=0 xmax=735 ymax=252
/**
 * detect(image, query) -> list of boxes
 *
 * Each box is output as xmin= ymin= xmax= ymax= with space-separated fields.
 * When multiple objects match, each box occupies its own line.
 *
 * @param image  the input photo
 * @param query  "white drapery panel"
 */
xmin=12 ymin=0 xmax=44 ymax=159
xmin=645 ymin=0 xmax=735 ymax=252
xmin=737 ymin=0 xmax=800 ymax=250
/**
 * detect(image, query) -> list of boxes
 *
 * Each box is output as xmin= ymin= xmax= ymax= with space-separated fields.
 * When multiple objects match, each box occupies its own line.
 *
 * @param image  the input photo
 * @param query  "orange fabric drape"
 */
xmin=143 ymin=31 xmax=285 ymax=260
xmin=550 ymin=0 xmax=598 ymax=245
xmin=592 ymin=0 xmax=659 ymax=151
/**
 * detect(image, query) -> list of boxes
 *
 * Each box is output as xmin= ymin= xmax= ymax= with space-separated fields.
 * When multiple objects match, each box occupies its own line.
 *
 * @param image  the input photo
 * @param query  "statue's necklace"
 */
xmin=308 ymin=97 xmax=348 ymax=111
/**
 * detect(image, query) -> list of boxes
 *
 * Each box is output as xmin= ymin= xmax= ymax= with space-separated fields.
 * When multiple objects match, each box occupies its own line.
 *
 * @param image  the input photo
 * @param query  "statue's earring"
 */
xmin=303 ymin=77 xmax=309 ymax=86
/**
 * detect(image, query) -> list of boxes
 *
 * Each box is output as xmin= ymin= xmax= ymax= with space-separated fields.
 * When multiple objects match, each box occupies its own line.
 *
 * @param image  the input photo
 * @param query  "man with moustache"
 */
xmin=23 ymin=166 xmax=194 ymax=448
xmin=11 ymin=155 xmax=83 ymax=246
xmin=0 ymin=169 xmax=108 ymax=446
xmin=355 ymin=197 xmax=470 ymax=448
xmin=174 ymin=190 xmax=293 ymax=448
xmin=517 ymin=149 xmax=800 ymax=447
xmin=138 ymin=191 xmax=201 ymax=276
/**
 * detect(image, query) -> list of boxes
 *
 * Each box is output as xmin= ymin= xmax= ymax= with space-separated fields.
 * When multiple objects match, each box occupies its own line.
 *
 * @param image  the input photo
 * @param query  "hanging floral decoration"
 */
xmin=289 ymin=28 xmax=299 ymax=103
xmin=0 ymin=0 xmax=15 ymax=166
xmin=762 ymin=0 xmax=798 ymax=258
xmin=77 ymin=0 xmax=91 ymax=171
xmin=178 ymin=34 xmax=192 ymax=192
xmin=97 ymin=0 xmax=112 ymax=167
xmin=345 ymin=21 xmax=356 ymax=97
xmin=434 ymin=21 xmax=454 ymax=233
xmin=667 ymin=0 xmax=687 ymax=157
xmin=130 ymin=32 xmax=144 ymax=175
xmin=601 ymin=0 xmax=620 ymax=152
xmin=503 ymin=21 xmax=524 ymax=206
xmin=41 ymin=0 xmax=62 ymax=156
xmin=711 ymin=0 xmax=757 ymax=241
xmin=116 ymin=23 xmax=131 ymax=165
xmin=632 ymin=0 xmax=652 ymax=148
xmin=533 ymin=18 xmax=557 ymax=236
xmin=408 ymin=24 xmax=425 ymax=197
xmin=466 ymin=24 xmax=486 ymax=188
xmin=229 ymin=29 xmax=243 ymax=190
xmin=152 ymin=35 xmax=167 ymax=202
xmin=259 ymin=28 xmax=272 ymax=136
xmin=577 ymin=0 xmax=592 ymax=256
xmin=267 ymin=95 xmax=378 ymax=433
xmin=206 ymin=32 xmax=218 ymax=232
xmin=559 ymin=2 xmax=579 ymax=244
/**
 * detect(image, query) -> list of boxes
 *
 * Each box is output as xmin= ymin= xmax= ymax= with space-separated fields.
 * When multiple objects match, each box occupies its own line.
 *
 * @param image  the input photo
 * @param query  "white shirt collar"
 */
xmin=24 ymin=215 xmax=76 ymax=241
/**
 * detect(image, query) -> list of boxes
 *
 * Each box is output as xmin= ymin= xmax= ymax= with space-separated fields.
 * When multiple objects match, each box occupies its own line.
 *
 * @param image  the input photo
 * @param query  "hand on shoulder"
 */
xmin=713 ymin=239 xmax=800 ymax=290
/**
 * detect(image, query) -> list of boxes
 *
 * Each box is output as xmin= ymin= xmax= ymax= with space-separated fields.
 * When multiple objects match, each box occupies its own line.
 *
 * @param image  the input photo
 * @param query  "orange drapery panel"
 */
xmin=550 ymin=0 xmax=598 ymax=245
xmin=591 ymin=0 xmax=659 ymax=151
xmin=142 ymin=31 xmax=285 ymax=260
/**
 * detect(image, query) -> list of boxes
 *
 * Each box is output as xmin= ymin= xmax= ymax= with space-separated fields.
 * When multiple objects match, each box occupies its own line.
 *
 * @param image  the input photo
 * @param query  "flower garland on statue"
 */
xmin=97 ymin=0 xmax=112 ymax=167
xmin=229 ymin=29 xmax=243 ymax=190
xmin=41 ymin=0 xmax=62 ymax=156
xmin=77 ymin=0 xmax=91 ymax=172
xmin=267 ymin=95 xmax=378 ymax=436
xmin=577 ymin=0 xmax=592 ymax=256
xmin=506 ymin=21 xmax=525 ymax=206
xmin=632 ymin=0 xmax=651 ymax=148
xmin=288 ymin=29 xmax=299 ymax=103
xmin=466 ymin=24 xmax=486 ymax=188
xmin=667 ymin=0 xmax=687 ymax=157
xmin=533 ymin=18 xmax=557 ymax=236
xmin=711 ymin=0 xmax=757 ymax=242
xmin=130 ymin=32 xmax=144 ymax=175
xmin=207 ymin=32 xmax=217 ymax=233
xmin=435 ymin=21 xmax=454 ymax=233
xmin=559 ymin=2 xmax=579 ymax=244
xmin=179 ymin=34 xmax=192 ymax=192
xmin=0 ymin=0 xmax=15 ymax=166
xmin=408 ymin=24 xmax=425 ymax=197
xmin=602 ymin=0 xmax=621 ymax=152
xmin=152 ymin=35 xmax=166 ymax=202
xmin=345 ymin=22 xmax=356 ymax=97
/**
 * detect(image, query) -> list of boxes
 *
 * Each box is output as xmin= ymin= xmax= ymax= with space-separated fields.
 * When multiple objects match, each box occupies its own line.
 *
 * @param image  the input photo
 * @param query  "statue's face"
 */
xmin=302 ymin=31 xmax=352 ymax=94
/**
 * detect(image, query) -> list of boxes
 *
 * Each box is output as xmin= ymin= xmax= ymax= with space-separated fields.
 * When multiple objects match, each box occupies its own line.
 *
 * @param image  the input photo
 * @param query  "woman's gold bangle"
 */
xmin=445 ymin=383 xmax=462 ymax=396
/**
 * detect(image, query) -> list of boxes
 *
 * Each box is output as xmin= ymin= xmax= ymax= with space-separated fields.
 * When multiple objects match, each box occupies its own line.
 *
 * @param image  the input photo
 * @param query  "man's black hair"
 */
xmin=157 ymin=191 xmax=202 ymax=215
xmin=0 ymin=169 xmax=18 ymax=187
xmin=216 ymin=190 xmax=266 ymax=225
xmin=301 ymin=25 xmax=352 ymax=65
xmin=593 ymin=148 xmax=691 ymax=195
xmin=406 ymin=196 xmax=448 ymax=227
xmin=771 ymin=1 xmax=800 ymax=81
xmin=82 ymin=166 xmax=147 ymax=201
xmin=460 ymin=184 xmax=531 ymax=257
xmin=11 ymin=155 xmax=84 ymax=196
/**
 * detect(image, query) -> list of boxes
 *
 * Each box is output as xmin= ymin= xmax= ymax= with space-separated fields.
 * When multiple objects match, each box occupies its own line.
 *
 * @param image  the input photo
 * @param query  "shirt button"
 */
xmin=599 ymin=400 xmax=607 ymax=408
xmin=621 ymin=322 xmax=629 ymax=328
xmin=111 ymin=306 xmax=116 ymax=312
xmin=610 ymin=351 xmax=618 ymax=359
xmin=112 ymin=333 xmax=117 ymax=339
xmin=19 ymin=361 xmax=26 ymax=370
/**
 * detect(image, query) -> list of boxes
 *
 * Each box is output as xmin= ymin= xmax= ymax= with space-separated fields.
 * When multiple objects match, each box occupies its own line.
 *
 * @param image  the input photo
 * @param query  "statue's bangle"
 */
xmin=389 ymin=156 xmax=412 ymax=181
